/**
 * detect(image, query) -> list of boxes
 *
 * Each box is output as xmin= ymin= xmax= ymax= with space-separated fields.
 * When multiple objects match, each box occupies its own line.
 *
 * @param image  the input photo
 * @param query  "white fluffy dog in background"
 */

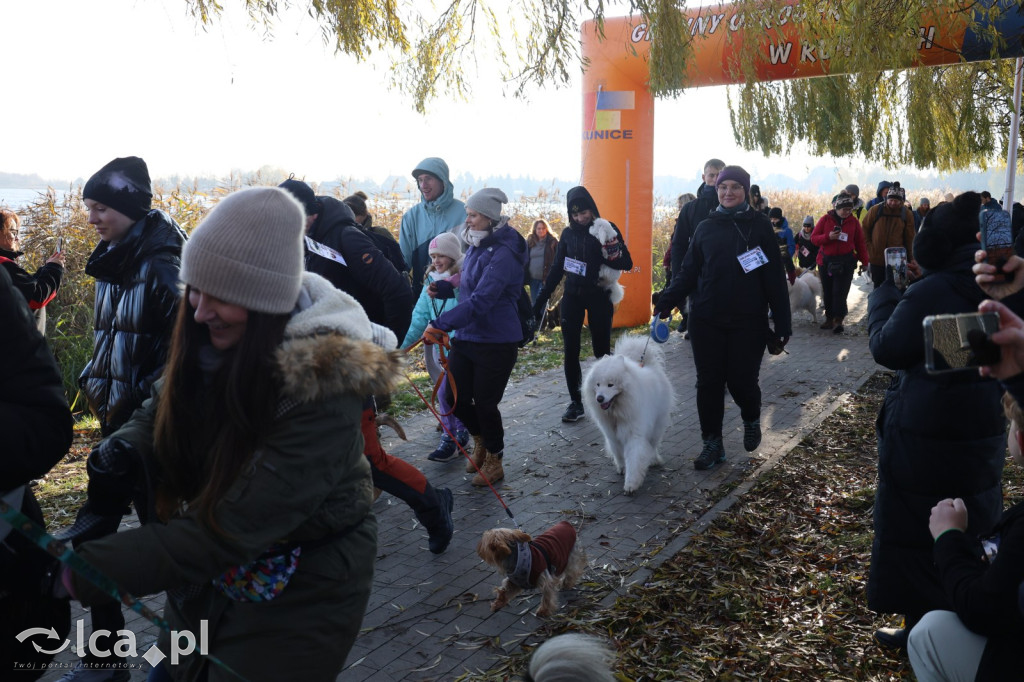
xmin=789 ymin=275 xmax=817 ymax=322
xmin=582 ymin=336 xmax=675 ymax=494
xmin=588 ymin=218 xmax=625 ymax=304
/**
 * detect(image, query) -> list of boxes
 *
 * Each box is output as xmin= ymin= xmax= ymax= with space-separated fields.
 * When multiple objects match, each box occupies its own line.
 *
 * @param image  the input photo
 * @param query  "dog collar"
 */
xmin=509 ymin=541 xmax=534 ymax=589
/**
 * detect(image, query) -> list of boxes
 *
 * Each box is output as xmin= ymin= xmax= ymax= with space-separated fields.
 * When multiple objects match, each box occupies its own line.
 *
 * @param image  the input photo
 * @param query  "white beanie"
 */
xmin=180 ymin=187 xmax=305 ymax=314
xmin=428 ymin=232 xmax=463 ymax=264
xmin=465 ymin=187 xmax=508 ymax=222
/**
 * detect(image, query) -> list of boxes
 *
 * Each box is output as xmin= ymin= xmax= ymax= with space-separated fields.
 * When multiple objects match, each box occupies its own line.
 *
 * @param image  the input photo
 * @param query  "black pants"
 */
xmin=561 ymin=289 xmax=614 ymax=403
xmin=688 ymin=316 xmax=766 ymax=439
xmin=822 ymin=257 xmax=856 ymax=320
xmin=445 ymin=339 xmax=518 ymax=454
xmin=870 ymin=263 xmax=886 ymax=289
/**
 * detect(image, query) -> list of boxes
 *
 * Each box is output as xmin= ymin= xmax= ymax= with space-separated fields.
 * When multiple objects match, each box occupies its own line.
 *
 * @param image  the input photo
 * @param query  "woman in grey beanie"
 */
xmin=421 ymin=187 xmax=528 ymax=485
xmin=65 ymin=186 xmax=400 ymax=680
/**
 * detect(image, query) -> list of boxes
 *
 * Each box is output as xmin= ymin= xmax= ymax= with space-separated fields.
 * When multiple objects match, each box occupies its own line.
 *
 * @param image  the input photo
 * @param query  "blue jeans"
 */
xmin=529 ymin=278 xmax=544 ymax=305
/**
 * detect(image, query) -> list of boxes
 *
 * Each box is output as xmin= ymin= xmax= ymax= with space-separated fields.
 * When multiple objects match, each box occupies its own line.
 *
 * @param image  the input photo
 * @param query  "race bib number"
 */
xmin=800 ymin=246 xmax=810 ymax=257
xmin=737 ymin=246 xmax=769 ymax=273
xmin=305 ymin=236 xmax=347 ymax=266
xmin=837 ymin=231 xmax=849 ymax=243
xmin=564 ymin=257 xmax=587 ymax=276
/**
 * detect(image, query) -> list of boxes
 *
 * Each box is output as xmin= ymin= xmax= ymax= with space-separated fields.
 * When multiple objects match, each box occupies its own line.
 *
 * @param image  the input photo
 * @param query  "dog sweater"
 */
xmin=508 ymin=521 xmax=577 ymax=588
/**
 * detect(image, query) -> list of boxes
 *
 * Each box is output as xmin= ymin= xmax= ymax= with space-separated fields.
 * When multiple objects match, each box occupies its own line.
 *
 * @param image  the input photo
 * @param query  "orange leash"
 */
xmin=406 ymin=336 xmax=457 ymax=417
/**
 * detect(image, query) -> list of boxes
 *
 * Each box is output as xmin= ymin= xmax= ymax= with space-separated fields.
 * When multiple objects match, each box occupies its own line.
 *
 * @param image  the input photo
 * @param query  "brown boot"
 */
xmin=472 ymin=451 xmax=505 ymax=487
xmin=465 ymin=435 xmax=486 ymax=473
xmin=819 ymin=317 xmax=834 ymax=330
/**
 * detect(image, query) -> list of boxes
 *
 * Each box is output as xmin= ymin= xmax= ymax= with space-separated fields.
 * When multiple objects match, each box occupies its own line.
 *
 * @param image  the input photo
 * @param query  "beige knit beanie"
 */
xmin=180 ymin=187 xmax=305 ymax=314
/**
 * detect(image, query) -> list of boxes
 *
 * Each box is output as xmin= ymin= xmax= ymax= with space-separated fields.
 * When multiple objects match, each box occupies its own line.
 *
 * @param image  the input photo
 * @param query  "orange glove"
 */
xmin=422 ymin=324 xmax=449 ymax=347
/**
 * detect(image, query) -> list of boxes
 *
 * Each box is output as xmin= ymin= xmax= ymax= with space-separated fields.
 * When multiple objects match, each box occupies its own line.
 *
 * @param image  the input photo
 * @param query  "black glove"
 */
xmin=431 ymin=280 xmax=455 ymax=300
xmin=86 ymin=437 xmax=139 ymax=517
xmin=652 ymin=291 xmax=679 ymax=319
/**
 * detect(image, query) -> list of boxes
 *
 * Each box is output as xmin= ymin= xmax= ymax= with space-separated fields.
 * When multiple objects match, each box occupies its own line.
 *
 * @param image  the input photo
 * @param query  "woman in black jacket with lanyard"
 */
xmin=532 ymin=186 xmax=632 ymax=423
xmin=654 ymin=166 xmax=791 ymax=470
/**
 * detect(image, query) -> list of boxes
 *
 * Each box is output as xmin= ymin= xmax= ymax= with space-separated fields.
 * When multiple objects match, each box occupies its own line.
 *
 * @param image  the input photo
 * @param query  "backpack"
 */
xmin=516 ymin=286 xmax=537 ymax=348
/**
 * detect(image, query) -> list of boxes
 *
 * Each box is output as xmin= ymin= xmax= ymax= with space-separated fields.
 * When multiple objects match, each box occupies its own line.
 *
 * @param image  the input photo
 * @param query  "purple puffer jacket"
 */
xmin=433 ymin=220 xmax=526 ymax=343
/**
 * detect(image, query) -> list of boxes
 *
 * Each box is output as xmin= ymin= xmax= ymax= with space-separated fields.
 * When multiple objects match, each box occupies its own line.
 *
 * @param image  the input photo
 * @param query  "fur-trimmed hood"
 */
xmin=276 ymin=272 xmax=405 ymax=402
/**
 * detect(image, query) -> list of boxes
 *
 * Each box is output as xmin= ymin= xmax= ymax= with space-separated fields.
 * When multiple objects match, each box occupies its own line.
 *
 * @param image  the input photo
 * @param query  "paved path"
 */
xmin=44 ymin=276 xmax=880 ymax=681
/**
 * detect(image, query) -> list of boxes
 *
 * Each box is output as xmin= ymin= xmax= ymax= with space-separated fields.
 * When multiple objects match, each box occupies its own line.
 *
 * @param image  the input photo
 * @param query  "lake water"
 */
xmin=0 ymin=188 xmax=56 ymax=209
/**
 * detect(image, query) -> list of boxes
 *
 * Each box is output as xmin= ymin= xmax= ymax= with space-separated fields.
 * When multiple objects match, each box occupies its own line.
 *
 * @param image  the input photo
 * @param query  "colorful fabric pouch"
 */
xmin=212 ymin=544 xmax=301 ymax=602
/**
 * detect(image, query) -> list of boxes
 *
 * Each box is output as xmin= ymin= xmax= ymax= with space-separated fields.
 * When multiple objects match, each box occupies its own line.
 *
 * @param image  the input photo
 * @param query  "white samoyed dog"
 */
xmin=789 ymin=275 xmax=817 ymax=322
xmin=798 ymin=269 xmax=822 ymax=301
xmin=588 ymin=218 xmax=625 ymax=305
xmin=581 ymin=336 xmax=675 ymax=495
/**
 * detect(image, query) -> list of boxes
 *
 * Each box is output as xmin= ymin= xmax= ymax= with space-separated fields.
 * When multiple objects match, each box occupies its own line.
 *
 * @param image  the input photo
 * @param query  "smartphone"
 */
xmin=884 ymin=247 xmax=908 ymax=290
xmin=980 ymin=210 xmax=1014 ymax=282
xmin=57 ymin=237 xmax=64 ymax=252
xmin=923 ymin=312 xmax=1001 ymax=374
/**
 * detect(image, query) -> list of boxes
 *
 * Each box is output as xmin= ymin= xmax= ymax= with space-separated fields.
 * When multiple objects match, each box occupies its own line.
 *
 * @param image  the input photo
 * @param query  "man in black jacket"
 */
xmin=669 ymin=159 xmax=724 ymax=335
xmin=279 ymin=179 xmax=452 ymax=555
xmin=280 ymin=179 xmax=413 ymax=340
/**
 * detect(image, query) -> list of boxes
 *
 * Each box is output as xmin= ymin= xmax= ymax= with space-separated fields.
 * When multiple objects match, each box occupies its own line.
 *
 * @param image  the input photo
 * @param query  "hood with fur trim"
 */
xmin=275 ymin=272 xmax=405 ymax=403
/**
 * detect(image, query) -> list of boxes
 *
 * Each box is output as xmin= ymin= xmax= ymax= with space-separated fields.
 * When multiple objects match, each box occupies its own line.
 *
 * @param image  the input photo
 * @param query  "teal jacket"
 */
xmin=400 ymin=157 xmax=467 ymax=289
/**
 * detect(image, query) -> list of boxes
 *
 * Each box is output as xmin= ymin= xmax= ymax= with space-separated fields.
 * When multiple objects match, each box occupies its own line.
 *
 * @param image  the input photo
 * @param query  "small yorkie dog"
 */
xmin=476 ymin=521 xmax=586 ymax=616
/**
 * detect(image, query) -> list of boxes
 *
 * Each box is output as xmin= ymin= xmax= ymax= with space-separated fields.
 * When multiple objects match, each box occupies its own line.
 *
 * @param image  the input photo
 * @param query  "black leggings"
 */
xmin=561 ymin=289 xmax=614 ymax=403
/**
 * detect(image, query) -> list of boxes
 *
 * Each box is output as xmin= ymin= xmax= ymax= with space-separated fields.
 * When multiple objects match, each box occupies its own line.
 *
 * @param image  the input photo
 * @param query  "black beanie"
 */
xmin=278 ymin=179 xmax=320 ymax=217
xmin=566 ymin=186 xmax=600 ymax=218
xmin=913 ymin=191 xmax=982 ymax=271
xmin=768 ymin=207 xmax=783 ymax=220
xmin=83 ymin=156 xmax=152 ymax=221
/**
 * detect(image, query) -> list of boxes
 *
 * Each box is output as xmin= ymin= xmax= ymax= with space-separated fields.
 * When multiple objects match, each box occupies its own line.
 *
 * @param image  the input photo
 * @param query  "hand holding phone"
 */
xmin=980 ymin=210 xmax=1014 ymax=282
xmin=885 ymin=247 xmax=908 ymax=290
xmin=923 ymin=312 xmax=1001 ymax=374
xmin=977 ymin=299 xmax=1024 ymax=379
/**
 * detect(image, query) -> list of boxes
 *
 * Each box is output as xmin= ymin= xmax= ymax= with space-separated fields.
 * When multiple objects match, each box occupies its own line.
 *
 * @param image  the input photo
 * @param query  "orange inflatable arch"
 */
xmin=582 ymin=1 xmax=1024 ymax=326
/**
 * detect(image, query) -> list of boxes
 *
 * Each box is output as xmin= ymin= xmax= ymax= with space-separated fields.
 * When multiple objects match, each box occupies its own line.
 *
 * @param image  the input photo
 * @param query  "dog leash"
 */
xmin=401 ymin=364 xmax=520 ymax=528
xmin=0 ymin=498 xmax=251 ymax=681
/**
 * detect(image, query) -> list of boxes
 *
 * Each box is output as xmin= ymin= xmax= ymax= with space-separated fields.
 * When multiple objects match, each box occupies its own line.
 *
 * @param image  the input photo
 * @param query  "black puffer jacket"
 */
xmin=305 ymin=196 xmax=413 ymax=340
xmin=866 ymin=242 xmax=1006 ymax=617
xmin=662 ymin=208 xmax=792 ymax=337
xmin=79 ymin=210 xmax=185 ymax=433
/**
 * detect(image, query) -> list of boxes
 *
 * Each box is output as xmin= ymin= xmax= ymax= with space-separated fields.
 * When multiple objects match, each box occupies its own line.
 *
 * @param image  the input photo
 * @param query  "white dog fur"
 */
xmin=789 ymin=275 xmax=816 ymax=322
xmin=582 ymin=335 xmax=675 ymax=494
xmin=588 ymin=218 xmax=625 ymax=305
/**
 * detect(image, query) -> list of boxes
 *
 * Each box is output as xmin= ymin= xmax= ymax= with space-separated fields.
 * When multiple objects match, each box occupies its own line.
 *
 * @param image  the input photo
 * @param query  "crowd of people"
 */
xmin=5 ymin=151 xmax=1024 ymax=682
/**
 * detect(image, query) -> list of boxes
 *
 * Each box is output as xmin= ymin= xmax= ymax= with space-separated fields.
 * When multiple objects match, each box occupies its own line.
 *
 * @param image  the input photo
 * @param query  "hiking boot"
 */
xmin=427 ymin=487 xmax=454 ymax=554
xmin=873 ymin=626 xmax=908 ymax=651
xmin=819 ymin=317 xmax=834 ymax=330
xmin=694 ymin=437 xmax=726 ymax=470
xmin=465 ymin=435 xmax=486 ymax=473
xmin=472 ymin=451 xmax=505 ymax=486
xmin=561 ymin=401 xmax=585 ymax=423
xmin=56 ymin=663 xmax=131 ymax=682
xmin=743 ymin=420 xmax=762 ymax=452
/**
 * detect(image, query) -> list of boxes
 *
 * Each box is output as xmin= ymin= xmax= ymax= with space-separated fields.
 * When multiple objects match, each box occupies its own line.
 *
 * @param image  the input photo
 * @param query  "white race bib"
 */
xmin=838 ymin=232 xmax=849 ymax=243
xmin=737 ymin=246 xmax=769 ymax=273
xmin=800 ymin=246 xmax=810 ymax=257
xmin=564 ymin=257 xmax=587 ymax=276
xmin=305 ymin=236 xmax=347 ymax=266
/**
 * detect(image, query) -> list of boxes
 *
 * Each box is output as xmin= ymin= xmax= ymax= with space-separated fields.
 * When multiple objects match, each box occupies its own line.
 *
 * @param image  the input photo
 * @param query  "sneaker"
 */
xmin=743 ymin=420 xmax=762 ymax=452
xmin=561 ymin=401 xmax=585 ymax=423
xmin=427 ymin=434 xmax=459 ymax=463
xmin=427 ymin=487 xmax=454 ymax=554
xmin=56 ymin=662 xmax=131 ymax=682
xmin=694 ymin=437 xmax=726 ymax=470
xmin=833 ymin=324 xmax=844 ymax=334
xmin=455 ymin=429 xmax=470 ymax=448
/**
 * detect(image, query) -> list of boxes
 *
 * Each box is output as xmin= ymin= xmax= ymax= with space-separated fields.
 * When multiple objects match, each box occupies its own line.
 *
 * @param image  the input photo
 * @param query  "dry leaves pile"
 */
xmin=475 ymin=372 xmax=916 ymax=681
